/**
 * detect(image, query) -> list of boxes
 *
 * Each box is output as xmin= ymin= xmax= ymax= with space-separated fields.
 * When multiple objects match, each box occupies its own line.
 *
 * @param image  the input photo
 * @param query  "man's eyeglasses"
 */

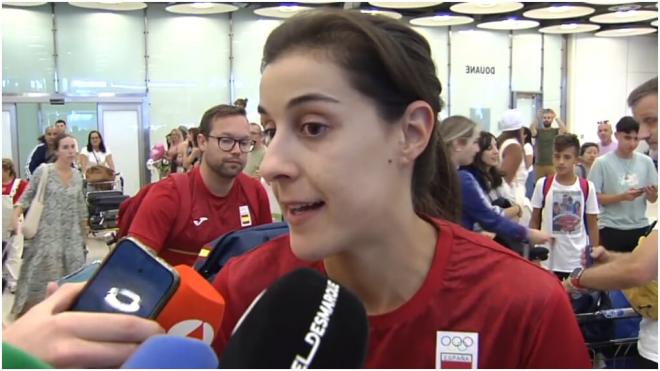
xmin=208 ymin=135 xmax=255 ymax=153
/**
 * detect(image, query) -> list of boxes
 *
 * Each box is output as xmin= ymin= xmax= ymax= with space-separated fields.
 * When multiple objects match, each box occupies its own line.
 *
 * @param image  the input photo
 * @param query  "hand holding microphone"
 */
xmin=221 ymin=268 xmax=369 ymax=368
xmin=156 ymin=265 xmax=226 ymax=344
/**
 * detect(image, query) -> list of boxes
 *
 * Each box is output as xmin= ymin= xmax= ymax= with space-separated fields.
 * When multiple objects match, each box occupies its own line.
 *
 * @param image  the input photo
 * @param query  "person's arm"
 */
xmin=576 ymin=231 xmax=658 ymax=290
xmin=459 ymin=172 xmax=528 ymax=241
xmin=9 ymin=166 xmax=43 ymax=233
xmin=530 ymin=110 xmax=541 ymax=138
xmin=586 ymin=214 xmax=599 ymax=246
xmin=556 ymin=116 xmax=567 ymax=134
xmin=502 ymin=204 xmax=522 ymax=220
xmin=529 ymin=208 xmax=542 ymax=230
xmin=105 ymin=153 xmax=115 ymax=171
xmin=597 ymin=189 xmax=644 ymax=205
xmin=500 ymin=143 xmax=523 ymax=184
xmin=79 ymin=154 xmax=89 ymax=174
xmin=2 ymin=283 xmax=164 ymax=368
xmin=182 ymin=148 xmax=200 ymax=171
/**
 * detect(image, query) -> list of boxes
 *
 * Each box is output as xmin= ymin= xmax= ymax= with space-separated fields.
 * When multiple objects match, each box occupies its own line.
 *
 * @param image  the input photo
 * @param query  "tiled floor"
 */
xmin=2 ymin=202 xmax=658 ymax=324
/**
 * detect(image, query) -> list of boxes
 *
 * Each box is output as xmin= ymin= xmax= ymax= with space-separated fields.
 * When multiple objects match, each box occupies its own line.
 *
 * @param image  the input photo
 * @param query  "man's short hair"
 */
xmin=554 ymin=133 xmax=580 ymax=156
xmin=615 ymin=116 xmax=640 ymax=134
xmin=198 ymin=104 xmax=247 ymax=137
xmin=55 ymin=119 xmax=66 ymax=126
xmin=543 ymin=108 xmax=556 ymax=115
xmin=627 ymin=77 xmax=658 ymax=108
xmin=580 ymin=142 xmax=599 ymax=156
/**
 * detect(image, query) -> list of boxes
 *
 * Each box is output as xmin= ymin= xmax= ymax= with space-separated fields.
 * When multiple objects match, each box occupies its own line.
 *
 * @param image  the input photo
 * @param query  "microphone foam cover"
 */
xmin=121 ymin=335 xmax=218 ymax=369
xmin=221 ymin=268 xmax=369 ymax=368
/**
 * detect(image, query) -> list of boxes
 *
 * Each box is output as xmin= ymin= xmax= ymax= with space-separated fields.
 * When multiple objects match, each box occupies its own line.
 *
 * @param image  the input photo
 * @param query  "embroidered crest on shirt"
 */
xmin=239 ymin=205 xmax=252 ymax=227
xmin=436 ymin=331 xmax=479 ymax=369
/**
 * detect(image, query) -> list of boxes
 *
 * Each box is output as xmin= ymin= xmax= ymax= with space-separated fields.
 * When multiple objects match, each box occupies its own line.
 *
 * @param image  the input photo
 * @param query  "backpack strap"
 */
xmin=541 ymin=175 xmax=554 ymax=210
xmin=171 ymin=173 xmax=192 ymax=237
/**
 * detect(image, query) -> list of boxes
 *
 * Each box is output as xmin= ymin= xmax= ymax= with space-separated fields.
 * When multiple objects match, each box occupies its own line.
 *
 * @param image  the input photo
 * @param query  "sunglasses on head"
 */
xmin=597 ymin=120 xmax=610 ymax=125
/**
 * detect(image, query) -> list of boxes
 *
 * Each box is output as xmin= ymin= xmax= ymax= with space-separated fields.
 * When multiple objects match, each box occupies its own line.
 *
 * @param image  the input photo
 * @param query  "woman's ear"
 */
xmin=398 ymin=100 xmax=435 ymax=165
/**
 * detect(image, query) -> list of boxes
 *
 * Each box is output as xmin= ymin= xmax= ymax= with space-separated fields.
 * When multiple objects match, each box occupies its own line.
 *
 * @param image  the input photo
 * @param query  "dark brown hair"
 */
xmin=553 ymin=133 xmax=580 ymax=156
xmin=463 ymin=131 xmax=504 ymax=192
xmin=198 ymin=104 xmax=247 ymax=138
xmin=261 ymin=9 xmax=459 ymax=222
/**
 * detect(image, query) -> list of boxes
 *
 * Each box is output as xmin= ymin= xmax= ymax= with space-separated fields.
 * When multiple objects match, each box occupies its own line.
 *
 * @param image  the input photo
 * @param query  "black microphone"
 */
xmin=220 ymin=268 xmax=369 ymax=368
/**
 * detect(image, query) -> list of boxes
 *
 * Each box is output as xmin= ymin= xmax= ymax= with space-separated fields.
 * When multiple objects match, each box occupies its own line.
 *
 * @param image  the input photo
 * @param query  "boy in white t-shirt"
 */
xmin=530 ymin=134 xmax=600 ymax=280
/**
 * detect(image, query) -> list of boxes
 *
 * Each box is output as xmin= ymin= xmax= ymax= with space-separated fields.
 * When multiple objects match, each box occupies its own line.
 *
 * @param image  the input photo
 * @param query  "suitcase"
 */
xmin=87 ymin=191 xmax=129 ymax=230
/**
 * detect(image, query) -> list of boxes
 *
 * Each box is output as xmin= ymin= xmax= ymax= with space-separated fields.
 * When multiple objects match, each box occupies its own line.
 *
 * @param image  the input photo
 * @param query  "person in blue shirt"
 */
xmin=438 ymin=115 xmax=550 ymax=249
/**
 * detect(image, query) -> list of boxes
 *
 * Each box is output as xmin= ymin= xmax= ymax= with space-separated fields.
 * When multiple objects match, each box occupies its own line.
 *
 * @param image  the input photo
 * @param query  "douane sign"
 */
xmin=465 ymin=65 xmax=496 ymax=75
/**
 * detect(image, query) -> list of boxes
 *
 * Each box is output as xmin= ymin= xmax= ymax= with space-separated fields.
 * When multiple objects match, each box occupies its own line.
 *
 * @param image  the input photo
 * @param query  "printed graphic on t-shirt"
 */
xmin=619 ymin=173 xmax=640 ymax=188
xmin=551 ymin=190 xmax=582 ymax=236
xmin=436 ymin=331 xmax=479 ymax=369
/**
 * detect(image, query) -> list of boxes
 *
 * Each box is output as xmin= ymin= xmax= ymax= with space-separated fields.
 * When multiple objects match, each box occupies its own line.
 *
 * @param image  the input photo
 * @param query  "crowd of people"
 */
xmin=1 ymin=8 xmax=658 ymax=369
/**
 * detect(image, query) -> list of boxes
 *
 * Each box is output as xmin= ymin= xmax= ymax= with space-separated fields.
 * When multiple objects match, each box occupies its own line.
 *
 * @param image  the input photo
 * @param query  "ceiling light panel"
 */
xmin=590 ymin=10 xmax=658 ymax=24
xmin=524 ymin=5 xmax=595 ymax=20
xmin=368 ymin=1 xmax=443 ymax=9
xmin=595 ymin=27 xmax=657 ymax=37
xmin=254 ymin=5 xmax=313 ymax=19
xmin=450 ymin=2 xmax=523 ymax=15
xmin=165 ymin=3 xmax=238 ymax=15
xmin=360 ymin=9 xmax=402 ymax=19
xmin=410 ymin=14 xmax=474 ymax=27
xmin=68 ymin=2 xmax=147 ymax=11
xmin=3 ymin=2 xmax=47 ymax=6
xmin=539 ymin=23 xmax=601 ymax=34
xmin=478 ymin=18 xmax=539 ymax=30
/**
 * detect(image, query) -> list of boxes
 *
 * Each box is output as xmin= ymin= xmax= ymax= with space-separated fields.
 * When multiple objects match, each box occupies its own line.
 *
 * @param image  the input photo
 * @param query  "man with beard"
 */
xmin=129 ymin=105 xmax=272 ymax=266
xmin=530 ymin=108 xmax=567 ymax=181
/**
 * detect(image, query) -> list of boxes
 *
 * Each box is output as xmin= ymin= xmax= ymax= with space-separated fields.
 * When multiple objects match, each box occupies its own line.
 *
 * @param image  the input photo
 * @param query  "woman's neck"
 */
xmin=54 ymin=160 xmax=71 ymax=171
xmin=323 ymin=209 xmax=437 ymax=315
xmin=2 ymin=175 xmax=13 ymax=184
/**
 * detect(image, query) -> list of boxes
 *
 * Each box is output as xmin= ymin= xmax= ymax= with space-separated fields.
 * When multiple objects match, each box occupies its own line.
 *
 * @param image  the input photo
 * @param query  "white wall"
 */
xmin=567 ymin=34 xmax=658 ymax=143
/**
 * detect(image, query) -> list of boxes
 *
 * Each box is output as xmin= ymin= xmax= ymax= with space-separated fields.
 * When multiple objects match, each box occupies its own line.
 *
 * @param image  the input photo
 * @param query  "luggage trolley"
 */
xmin=576 ymin=307 xmax=641 ymax=369
xmin=84 ymin=173 xmax=129 ymax=235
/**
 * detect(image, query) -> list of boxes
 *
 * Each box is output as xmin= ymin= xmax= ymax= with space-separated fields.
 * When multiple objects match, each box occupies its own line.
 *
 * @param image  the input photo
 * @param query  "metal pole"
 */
xmin=228 ymin=12 xmax=235 ymax=103
xmin=51 ymin=2 xmax=60 ymax=93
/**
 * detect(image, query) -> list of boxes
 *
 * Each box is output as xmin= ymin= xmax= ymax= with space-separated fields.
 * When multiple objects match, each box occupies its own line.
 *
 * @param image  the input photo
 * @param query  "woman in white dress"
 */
xmin=79 ymin=130 xmax=115 ymax=173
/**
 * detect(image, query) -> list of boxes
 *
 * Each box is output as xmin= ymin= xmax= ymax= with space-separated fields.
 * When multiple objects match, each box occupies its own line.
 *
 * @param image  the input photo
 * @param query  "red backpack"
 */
xmin=116 ymin=173 xmax=191 ymax=240
xmin=540 ymin=175 xmax=590 ymax=237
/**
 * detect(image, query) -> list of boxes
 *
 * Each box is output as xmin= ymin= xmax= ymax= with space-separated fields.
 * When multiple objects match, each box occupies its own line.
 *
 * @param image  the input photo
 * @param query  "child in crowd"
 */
xmin=530 ymin=134 xmax=600 ymax=280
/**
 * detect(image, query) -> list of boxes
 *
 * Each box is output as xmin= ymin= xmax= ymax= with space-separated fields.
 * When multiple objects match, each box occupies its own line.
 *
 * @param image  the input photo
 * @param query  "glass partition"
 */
xmin=2 ymin=5 xmax=54 ymax=94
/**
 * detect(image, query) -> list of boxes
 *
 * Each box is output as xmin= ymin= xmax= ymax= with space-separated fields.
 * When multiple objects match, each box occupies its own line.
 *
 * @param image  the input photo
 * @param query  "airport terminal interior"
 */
xmin=1 ymin=1 xmax=659 ymax=369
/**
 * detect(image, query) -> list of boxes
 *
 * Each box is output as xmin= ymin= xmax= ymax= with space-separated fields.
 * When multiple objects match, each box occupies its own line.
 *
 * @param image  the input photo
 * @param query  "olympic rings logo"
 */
xmin=440 ymin=335 xmax=474 ymax=352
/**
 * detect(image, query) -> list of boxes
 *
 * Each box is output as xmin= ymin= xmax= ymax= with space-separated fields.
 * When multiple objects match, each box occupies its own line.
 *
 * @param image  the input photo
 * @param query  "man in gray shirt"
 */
xmin=588 ymin=116 xmax=658 ymax=252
